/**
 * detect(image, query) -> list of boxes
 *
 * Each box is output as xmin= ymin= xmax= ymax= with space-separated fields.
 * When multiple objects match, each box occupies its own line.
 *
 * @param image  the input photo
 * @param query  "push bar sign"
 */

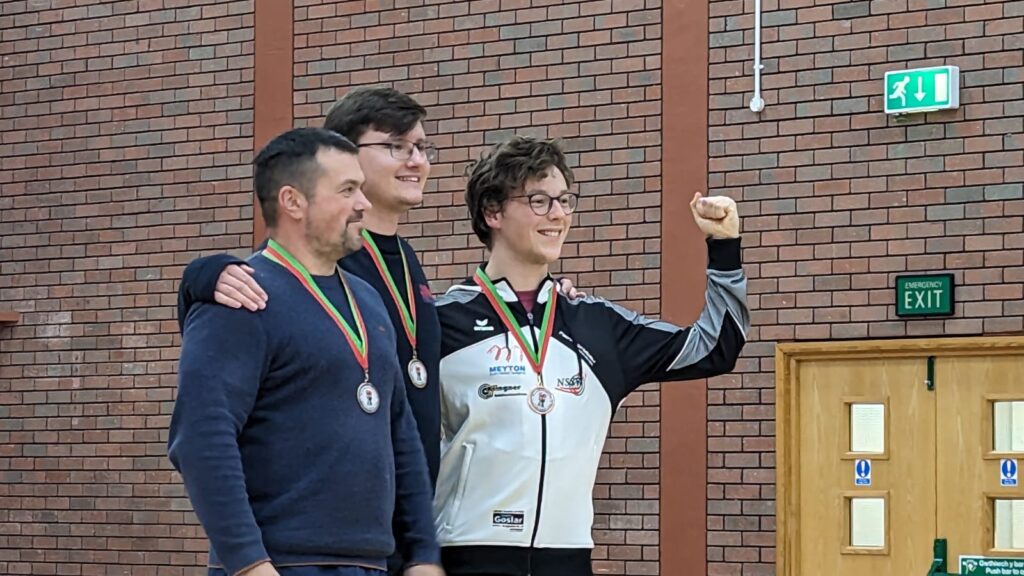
xmin=960 ymin=556 xmax=1024 ymax=575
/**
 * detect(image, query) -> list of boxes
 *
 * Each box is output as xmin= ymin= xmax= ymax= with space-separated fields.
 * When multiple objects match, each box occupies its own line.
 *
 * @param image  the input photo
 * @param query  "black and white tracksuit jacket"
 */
xmin=433 ymin=238 xmax=750 ymax=575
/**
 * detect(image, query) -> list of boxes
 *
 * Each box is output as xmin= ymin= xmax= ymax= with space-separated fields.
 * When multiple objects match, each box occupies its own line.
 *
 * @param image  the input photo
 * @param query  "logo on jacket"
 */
xmin=418 ymin=284 xmax=435 ymax=303
xmin=489 ymin=365 xmax=527 ymax=377
xmin=555 ymin=372 xmax=585 ymax=396
xmin=479 ymin=383 xmax=524 ymax=399
xmin=488 ymin=344 xmax=525 ymax=362
xmin=474 ymin=319 xmax=494 ymax=332
xmin=492 ymin=510 xmax=525 ymax=531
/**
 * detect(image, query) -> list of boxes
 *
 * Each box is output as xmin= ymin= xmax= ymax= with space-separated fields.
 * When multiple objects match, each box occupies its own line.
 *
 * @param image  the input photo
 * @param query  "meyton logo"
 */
xmin=489 ymin=365 xmax=527 ymax=377
xmin=474 ymin=319 xmax=494 ymax=332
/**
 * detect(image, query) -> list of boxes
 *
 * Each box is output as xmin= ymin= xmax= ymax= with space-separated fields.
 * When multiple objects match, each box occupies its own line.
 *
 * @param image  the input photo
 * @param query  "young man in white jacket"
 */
xmin=433 ymin=136 xmax=749 ymax=576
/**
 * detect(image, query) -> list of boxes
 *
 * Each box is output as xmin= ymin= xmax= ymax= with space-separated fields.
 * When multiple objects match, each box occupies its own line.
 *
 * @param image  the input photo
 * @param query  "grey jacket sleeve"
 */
xmin=603 ymin=238 xmax=749 ymax=402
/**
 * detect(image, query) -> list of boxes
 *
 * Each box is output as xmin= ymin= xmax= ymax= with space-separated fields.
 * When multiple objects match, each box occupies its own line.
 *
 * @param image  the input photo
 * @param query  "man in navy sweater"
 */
xmin=179 ymin=88 xmax=442 ymax=486
xmin=169 ymin=128 xmax=443 ymax=576
xmin=177 ymin=88 xmax=444 ymax=576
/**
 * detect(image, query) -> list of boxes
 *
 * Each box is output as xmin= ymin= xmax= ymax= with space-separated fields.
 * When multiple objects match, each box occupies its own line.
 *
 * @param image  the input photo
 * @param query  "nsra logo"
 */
xmin=555 ymin=373 xmax=585 ymax=396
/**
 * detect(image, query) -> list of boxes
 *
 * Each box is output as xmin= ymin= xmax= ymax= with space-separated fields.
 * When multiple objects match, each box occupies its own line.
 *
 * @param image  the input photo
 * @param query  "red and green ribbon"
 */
xmin=262 ymin=238 xmax=368 ymax=372
xmin=472 ymin=267 xmax=557 ymax=378
xmin=361 ymin=230 xmax=416 ymax=350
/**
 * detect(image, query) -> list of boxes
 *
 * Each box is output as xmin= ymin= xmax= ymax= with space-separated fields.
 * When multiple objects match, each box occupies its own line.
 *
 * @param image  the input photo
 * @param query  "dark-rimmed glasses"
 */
xmin=357 ymin=140 xmax=438 ymax=162
xmin=510 ymin=192 xmax=579 ymax=216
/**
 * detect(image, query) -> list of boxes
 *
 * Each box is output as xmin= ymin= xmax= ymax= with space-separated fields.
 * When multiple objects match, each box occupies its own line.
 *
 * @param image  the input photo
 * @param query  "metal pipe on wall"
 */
xmin=749 ymin=0 xmax=765 ymax=113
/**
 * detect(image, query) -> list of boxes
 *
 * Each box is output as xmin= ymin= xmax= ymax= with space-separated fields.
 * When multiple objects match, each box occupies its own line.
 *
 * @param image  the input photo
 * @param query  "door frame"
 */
xmin=776 ymin=336 xmax=1024 ymax=576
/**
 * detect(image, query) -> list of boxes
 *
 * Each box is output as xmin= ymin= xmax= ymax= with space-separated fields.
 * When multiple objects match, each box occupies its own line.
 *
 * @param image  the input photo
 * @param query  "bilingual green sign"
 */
xmin=961 ymin=556 xmax=1024 ymax=576
xmin=884 ymin=66 xmax=960 ymax=115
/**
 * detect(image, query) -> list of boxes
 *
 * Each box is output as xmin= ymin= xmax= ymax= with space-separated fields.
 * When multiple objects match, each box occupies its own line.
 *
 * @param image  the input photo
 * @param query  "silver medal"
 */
xmin=357 ymin=381 xmax=380 ymax=414
xmin=407 ymin=358 xmax=428 ymax=389
xmin=528 ymin=386 xmax=555 ymax=415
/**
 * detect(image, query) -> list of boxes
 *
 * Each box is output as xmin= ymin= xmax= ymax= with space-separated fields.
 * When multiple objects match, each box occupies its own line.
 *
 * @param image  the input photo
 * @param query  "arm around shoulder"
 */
xmin=177 ymin=253 xmax=248 ymax=331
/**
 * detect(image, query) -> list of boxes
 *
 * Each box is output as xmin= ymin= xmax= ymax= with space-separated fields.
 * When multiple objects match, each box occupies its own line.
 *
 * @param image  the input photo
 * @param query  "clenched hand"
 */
xmin=690 ymin=192 xmax=740 ymax=239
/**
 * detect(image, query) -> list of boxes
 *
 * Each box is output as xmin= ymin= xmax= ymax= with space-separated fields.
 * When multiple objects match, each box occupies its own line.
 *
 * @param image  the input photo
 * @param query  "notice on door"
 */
xmin=851 ymin=403 xmax=885 ymax=453
xmin=961 ymin=556 xmax=1024 ymax=575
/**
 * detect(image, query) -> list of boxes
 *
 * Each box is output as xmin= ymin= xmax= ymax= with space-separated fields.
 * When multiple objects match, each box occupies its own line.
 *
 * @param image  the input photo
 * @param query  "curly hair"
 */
xmin=465 ymin=136 xmax=575 ymax=248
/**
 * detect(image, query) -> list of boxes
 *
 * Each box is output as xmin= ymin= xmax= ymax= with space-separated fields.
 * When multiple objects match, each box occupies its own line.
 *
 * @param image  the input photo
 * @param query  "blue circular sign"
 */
xmin=1003 ymin=459 xmax=1017 ymax=478
xmin=855 ymin=459 xmax=871 ymax=478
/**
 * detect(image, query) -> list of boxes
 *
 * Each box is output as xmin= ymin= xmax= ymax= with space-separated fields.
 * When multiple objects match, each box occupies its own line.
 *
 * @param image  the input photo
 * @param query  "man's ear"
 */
xmin=483 ymin=204 xmax=502 ymax=232
xmin=277 ymin=185 xmax=307 ymax=221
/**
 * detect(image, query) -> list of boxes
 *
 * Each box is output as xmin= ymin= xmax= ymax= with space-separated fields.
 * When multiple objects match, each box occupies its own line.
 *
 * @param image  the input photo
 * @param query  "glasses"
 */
xmin=511 ymin=192 xmax=579 ymax=216
xmin=357 ymin=140 xmax=438 ymax=163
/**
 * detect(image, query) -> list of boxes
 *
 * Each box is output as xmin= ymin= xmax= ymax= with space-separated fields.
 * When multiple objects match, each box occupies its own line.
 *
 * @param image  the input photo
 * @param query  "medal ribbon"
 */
xmin=361 ymin=230 xmax=417 ymax=350
xmin=262 ymin=238 xmax=368 ymax=373
xmin=473 ymin=267 xmax=557 ymax=379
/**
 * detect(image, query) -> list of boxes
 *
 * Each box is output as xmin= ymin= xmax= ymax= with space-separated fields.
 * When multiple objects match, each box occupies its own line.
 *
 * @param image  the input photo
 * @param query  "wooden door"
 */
xmin=777 ymin=337 xmax=1024 ymax=576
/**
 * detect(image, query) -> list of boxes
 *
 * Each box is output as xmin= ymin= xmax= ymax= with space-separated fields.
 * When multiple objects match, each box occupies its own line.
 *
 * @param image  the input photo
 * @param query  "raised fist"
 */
xmin=690 ymin=192 xmax=739 ymax=239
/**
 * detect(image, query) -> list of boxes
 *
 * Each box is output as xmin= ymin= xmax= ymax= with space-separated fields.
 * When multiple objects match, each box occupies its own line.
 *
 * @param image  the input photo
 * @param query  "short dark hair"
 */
xmin=465 ymin=136 xmax=575 ymax=248
xmin=323 ymin=86 xmax=427 ymax=142
xmin=253 ymin=127 xmax=358 ymax=227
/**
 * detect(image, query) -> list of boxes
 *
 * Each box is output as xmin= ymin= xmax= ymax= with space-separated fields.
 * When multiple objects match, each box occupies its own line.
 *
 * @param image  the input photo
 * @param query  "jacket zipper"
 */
xmin=526 ymin=309 xmax=547 ymax=561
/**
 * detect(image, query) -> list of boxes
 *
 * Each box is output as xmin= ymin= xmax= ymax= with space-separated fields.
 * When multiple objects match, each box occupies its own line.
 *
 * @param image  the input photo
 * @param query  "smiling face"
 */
xmin=355 ymin=122 xmax=430 ymax=215
xmin=485 ymin=166 xmax=572 ymax=267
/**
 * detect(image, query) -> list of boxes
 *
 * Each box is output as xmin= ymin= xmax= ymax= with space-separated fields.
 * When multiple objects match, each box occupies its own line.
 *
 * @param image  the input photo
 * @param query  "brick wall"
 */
xmin=291 ymin=1 xmax=665 ymax=573
xmin=5 ymin=0 xmax=1018 ymax=574
xmin=0 ymin=1 xmax=254 ymax=573
xmin=1 ymin=0 xmax=671 ymax=573
xmin=707 ymin=0 xmax=1023 ymax=574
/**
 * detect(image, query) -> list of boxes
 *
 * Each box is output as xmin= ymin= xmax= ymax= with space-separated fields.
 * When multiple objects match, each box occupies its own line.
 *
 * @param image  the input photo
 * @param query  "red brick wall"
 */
xmin=707 ymin=0 xmax=1023 ymax=574
xmin=0 ymin=1 xmax=254 ymax=573
xmin=3 ymin=0 xmax=1020 ymax=575
xmin=1 ymin=0 xmax=672 ymax=573
xmin=291 ymin=1 xmax=665 ymax=573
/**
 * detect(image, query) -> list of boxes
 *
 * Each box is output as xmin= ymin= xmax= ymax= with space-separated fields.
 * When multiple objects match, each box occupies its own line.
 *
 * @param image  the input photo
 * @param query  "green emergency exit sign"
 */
xmin=896 ymin=274 xmax=955 ymax=317
xmin=884 ymin=66 xmax=960 ymax=114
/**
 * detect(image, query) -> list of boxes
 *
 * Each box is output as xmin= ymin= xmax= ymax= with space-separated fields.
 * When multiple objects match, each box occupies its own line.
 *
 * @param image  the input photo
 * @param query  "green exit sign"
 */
xmin=896 ymin=274 xmax=955 ymax=317
xmin=884 ymin=66 xmax=960 ymax=115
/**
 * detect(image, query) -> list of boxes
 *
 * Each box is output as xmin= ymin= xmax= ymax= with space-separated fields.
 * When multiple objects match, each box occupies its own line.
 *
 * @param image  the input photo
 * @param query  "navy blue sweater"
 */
xmin=168 ymin=255 xmax=438 ymax=575
xmin=177 ymin=232 xmax=442 ymax=488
